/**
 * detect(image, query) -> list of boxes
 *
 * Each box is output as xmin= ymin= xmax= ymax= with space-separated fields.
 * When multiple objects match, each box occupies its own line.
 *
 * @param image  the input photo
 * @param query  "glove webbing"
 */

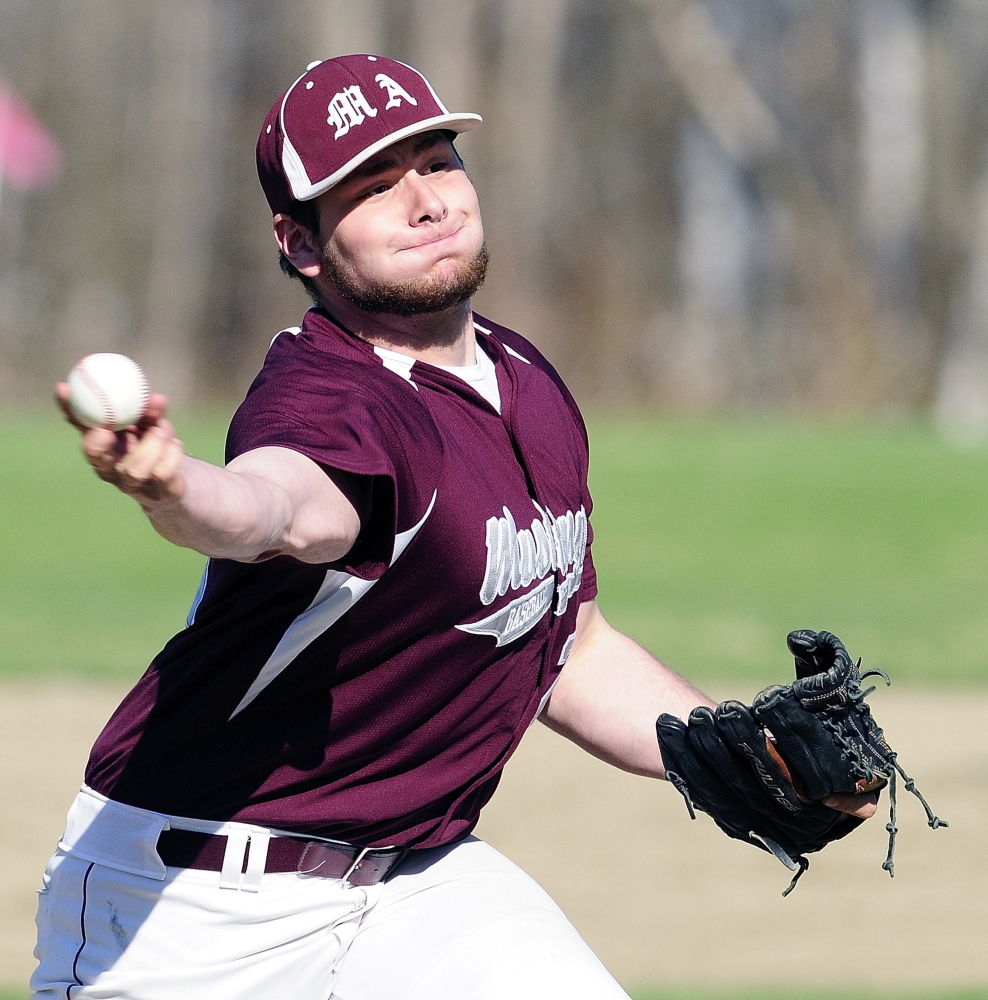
xmin=812 ymin=664 xmax=947 ymax=879
xmin=811 ymin=663 xmax=891 ymax=785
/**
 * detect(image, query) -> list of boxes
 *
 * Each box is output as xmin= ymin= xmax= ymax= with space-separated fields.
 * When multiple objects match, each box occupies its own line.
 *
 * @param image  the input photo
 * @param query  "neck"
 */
xmin=318 ymin=292 xmax=477 ymax=367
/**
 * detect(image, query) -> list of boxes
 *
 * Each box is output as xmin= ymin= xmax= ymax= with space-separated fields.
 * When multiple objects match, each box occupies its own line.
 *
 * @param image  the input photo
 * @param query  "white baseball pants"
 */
xmin=32 ymin=787 xmax=631 ymax=1000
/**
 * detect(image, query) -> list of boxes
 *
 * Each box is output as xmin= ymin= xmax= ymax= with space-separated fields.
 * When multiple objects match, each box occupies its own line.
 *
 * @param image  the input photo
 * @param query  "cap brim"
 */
xmin=290 ymin=112 xmax=482 ymax=203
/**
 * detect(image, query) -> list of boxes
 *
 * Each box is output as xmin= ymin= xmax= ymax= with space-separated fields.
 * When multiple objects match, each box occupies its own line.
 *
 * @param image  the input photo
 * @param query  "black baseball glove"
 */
xmin=656 ymin=629 xmax=946 ymax=894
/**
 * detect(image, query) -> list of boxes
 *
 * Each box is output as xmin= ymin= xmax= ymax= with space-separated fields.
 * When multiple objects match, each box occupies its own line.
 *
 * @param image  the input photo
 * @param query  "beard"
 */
xmin=319 ymin=241 xmax=490 ymax=318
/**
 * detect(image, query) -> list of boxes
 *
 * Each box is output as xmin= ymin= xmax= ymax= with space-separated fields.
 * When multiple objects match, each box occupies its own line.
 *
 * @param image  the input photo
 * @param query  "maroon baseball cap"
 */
xmin=257 ymin=54 xmax=482 ymax=215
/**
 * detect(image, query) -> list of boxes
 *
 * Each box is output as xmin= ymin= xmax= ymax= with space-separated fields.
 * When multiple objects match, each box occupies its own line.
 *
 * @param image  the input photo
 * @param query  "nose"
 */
xmin=402 ymin=169 xmax=447 ymax=226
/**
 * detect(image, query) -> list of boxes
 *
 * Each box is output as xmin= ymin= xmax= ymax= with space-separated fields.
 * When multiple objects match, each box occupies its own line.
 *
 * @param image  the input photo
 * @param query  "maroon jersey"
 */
xmin=86 ymin=308 xmax=596 ymax=849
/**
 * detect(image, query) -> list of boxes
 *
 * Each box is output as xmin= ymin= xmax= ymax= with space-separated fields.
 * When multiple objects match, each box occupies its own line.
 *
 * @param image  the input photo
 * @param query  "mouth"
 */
xmin=400 ymin=226 xmax=463 ymax=253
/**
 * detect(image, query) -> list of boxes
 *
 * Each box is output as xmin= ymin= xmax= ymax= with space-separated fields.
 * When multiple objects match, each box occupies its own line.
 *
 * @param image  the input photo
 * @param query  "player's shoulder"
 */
xmin=473 ymin=312 xmax=586 ymax=433
xmin=472 ymin=314 xmax=556 ymax=376
xmin=228 ymin=312 xmax=443 ymax=470
xmin=251 ymin=314 xmax=435 ymax=420
xmin=260 ymin=320 xmax=407 ymax=395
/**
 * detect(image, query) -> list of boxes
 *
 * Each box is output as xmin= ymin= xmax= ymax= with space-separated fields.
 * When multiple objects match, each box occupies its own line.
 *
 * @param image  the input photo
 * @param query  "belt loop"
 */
xmin=342 ymin=846 xmax=370 ymax=884
xmin=241 ymin=829 xmax=271 ymax=892
xmin=219 ymin=828 xmax=250 ymax=889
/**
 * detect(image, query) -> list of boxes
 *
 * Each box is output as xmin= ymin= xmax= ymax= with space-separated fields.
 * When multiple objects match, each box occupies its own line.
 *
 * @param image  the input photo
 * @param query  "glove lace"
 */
xmin=802 ymin=656 xmax=947 ymax=881
xmin=665 ymin=770 xmax=697 ymax=820
xmin=881 ymin=752 xmax=948 ymax=879
xmin=882 ymin=766 xmax=898 ymax=877
xmin=781 ymin=856 xmax=809 ymax=897
xmin=812 ymin=661 xmax=893 ymax=783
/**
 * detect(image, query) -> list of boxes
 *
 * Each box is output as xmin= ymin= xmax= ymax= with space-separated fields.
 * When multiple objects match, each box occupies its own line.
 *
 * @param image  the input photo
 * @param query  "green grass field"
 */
xmin=589 ymin=417 xmax=988 ymax=688
xmin=2 ymin=412 xmax=985 ymax=998
xmin=0 ymin=411 xmax=228 ymax=680
xmin=2 ymin=411 xmax=988 ymax=685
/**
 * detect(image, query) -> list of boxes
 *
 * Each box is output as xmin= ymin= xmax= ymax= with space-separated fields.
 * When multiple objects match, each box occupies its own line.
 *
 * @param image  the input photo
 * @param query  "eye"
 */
xmin=359 ymin=181 xmax=391 ymax=200
xmin=425 ymin=156 xmax=452 ymax=174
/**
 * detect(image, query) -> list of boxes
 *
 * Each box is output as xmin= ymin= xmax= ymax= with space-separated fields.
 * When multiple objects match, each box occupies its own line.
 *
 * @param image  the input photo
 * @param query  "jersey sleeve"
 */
xmin=574 ymin=400 xmax=597 ymax=605
xmin=576 ymin=520 xmax=597 ymax=604
xmin=226 ymin=367 xmax=442 ymax=580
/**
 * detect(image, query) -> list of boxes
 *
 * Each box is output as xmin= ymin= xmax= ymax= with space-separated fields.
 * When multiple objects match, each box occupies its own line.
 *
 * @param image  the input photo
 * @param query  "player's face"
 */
xmin=313 ymin=132 xmax=487 ymax=314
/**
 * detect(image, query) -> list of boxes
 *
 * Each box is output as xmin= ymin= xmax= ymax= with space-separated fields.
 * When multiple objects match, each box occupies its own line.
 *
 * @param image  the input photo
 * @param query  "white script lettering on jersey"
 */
xmin=376 ymin=73 xmax=418 ymax=109
xmin=480 ymin=503 xmax=587 ymax=615
xmin=327 ymin=86 xmax=379 ymax=139
xmin=457 ymin=504 xmax=587 ymax=647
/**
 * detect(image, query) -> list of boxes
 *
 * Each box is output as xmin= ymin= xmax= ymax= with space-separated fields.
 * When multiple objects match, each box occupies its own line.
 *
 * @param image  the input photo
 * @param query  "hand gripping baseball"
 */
xmin=656 ymin=630 xmax=947 ymax=895
xmin=56 ymin=380 xmax=187 ymax=507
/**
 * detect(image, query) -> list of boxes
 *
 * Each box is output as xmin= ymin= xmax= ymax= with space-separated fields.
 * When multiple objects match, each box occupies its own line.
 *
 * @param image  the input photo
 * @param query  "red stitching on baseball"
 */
xmin=74 ymin=360 xmax=118 ymax=428
xmin=135 ymin=365 xmax=149 ymax=415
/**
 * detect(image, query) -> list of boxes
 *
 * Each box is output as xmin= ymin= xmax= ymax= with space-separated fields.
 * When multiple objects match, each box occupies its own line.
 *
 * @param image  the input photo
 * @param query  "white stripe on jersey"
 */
xmin=374 ymin=346 xmax=420 ymax=390
xmin=228 ymin=491 xmax=437 ymax=719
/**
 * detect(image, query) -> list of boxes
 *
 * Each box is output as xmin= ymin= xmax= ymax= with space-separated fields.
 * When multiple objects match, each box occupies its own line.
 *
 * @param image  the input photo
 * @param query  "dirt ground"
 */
xmin=1 ymin=683 xmax=985 ymax=994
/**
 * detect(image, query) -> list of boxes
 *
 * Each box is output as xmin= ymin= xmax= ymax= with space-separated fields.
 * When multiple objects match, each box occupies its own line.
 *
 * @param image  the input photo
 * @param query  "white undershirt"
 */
xmin=374 ymin=338 xmax=502 ymax=413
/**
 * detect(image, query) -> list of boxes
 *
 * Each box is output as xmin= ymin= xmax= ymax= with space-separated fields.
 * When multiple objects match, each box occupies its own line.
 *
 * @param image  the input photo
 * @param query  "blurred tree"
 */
xmin=2 ymin=0 xmax=988 ymax=418
xmin=931 ymin=0 xmax=988 ymax=440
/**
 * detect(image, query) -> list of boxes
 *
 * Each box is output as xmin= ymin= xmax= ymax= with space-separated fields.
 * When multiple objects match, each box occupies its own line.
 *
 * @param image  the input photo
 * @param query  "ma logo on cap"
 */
xmin=376 ymin=74 xmax=418 ymax=111
xmin=255 ymin=54 xmax=482 ymax=212
xmin=328 ymin=74 xmax=419 ymax=140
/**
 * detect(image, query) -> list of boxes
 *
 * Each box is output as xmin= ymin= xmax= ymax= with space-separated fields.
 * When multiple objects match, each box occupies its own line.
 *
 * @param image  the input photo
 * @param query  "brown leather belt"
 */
xmin=156 ymin=828 xmax=408 ymax=886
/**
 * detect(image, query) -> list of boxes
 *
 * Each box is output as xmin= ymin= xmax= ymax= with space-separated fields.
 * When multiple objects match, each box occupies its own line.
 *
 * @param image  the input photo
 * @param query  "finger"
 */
xmin=152 ymin=417 xmax=178 ymax=439
xmin=823 ymin=791 xmax=878 ymax=820
xmin=82 ymin=426 xmax=122 ymax=458
xmin=55 ymin=382 xmax=91 ymax=432
xmin=115 ymin=425 xmax=172 ymax=484
xmin=714 ymin=700 xmax=805 ymax=811
xmin=138 ymin=392 xmax=170 ymax=428
xmin=81 ymin=427 xmax=127 ymax=479
xmin=751 ymin=687 xmax=842 ymax=800
xmin=115 ymin=428 xmax=186 ymax=502
xmin=146 ymin=437 xmax=186 ymax=499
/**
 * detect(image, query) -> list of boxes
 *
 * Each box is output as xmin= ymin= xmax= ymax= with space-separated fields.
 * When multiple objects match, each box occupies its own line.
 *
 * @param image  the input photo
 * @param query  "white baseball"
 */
xmin=66 ymin=353 xmax=150 ymax=431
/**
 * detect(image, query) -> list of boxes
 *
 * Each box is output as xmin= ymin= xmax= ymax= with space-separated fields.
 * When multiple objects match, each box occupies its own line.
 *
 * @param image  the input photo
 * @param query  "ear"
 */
xmin=273 ymin=214 xmax=323 ymax=278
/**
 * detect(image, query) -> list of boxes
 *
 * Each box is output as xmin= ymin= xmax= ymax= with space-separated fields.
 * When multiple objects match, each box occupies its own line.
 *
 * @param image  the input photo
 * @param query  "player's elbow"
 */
xmin=281 ymin=508 xmax=361 ymax=564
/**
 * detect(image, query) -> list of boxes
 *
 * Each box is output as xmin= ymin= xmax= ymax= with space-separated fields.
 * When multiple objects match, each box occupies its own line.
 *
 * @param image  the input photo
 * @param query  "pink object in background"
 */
xmin=0 ymin=77 xmax=62 ymax=191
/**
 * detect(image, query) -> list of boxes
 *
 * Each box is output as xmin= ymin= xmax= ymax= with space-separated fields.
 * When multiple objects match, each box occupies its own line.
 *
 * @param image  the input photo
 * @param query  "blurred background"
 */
xmin=4 ymin=0 xmax=988 ymax=429
xmin=2 ymin=1 xmax=988 ymax=998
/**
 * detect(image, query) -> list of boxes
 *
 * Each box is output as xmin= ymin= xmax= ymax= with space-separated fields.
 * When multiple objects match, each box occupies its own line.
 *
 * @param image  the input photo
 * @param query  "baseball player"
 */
xmin=36 ymin=55 xmax=877 ymax=1000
